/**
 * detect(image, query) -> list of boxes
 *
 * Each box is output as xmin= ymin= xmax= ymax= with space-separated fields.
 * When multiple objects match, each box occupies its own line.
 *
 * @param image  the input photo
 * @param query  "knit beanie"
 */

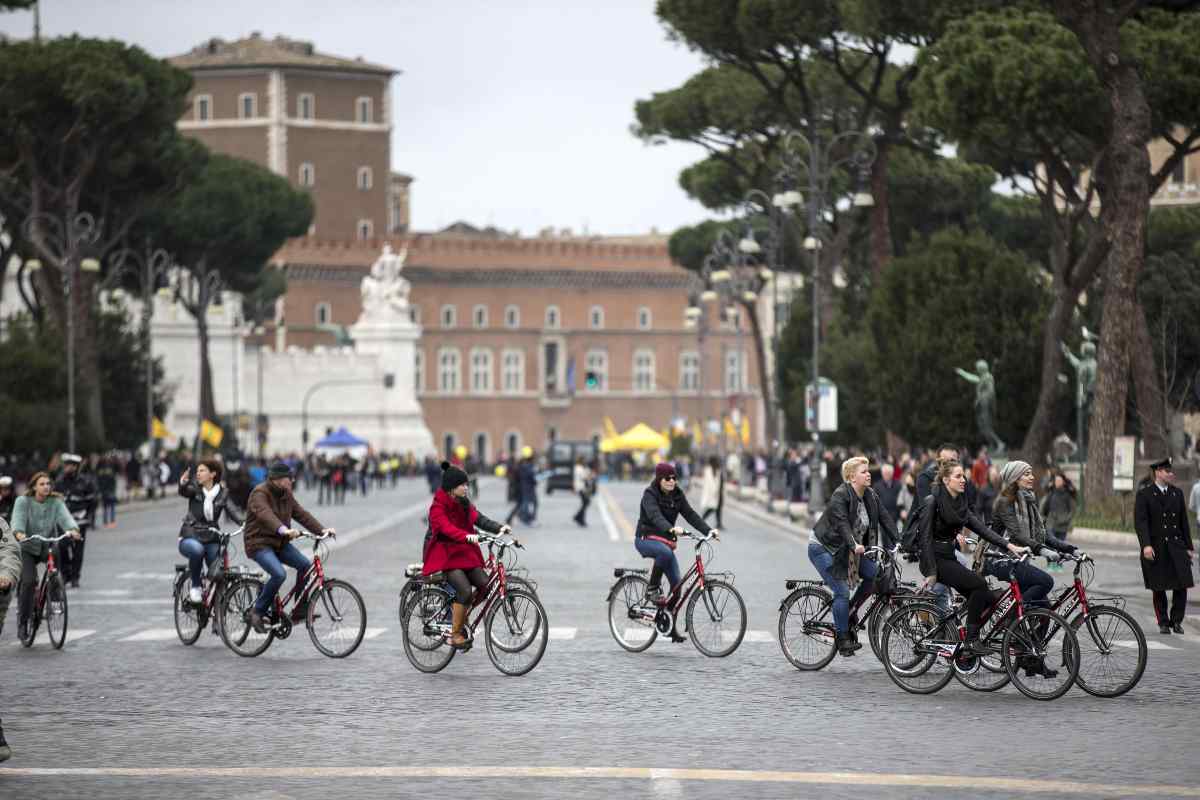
xmin=999 ymin=460 xmax=1030 ymax=489
xmin=268 ymin=461 xmax=293 ymax=479
xmin=655 ymin=462 xmax=677 ymax=482
xmin=441 ymin=461 xmax=469 ymax=491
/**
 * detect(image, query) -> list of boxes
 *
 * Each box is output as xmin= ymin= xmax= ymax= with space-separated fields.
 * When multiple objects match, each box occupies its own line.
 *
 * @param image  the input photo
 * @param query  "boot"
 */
xmin=449 ymin=602 xmax=471 ymax=650
xmin=963 ymin=624 xmax=987 ymax=656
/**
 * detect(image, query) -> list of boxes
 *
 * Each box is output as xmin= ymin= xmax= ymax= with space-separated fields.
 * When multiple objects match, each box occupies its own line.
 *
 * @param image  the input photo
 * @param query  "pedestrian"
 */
xmin=572 ymin=456 xmax=594 ymax=528
xmin=96 ymin=457 xmax=118 ymax=528
xmin=54 ymin=453 xmax=97 ymax=588
xmin=1188 ymin=476 xmax=1200 ymax=533
xmin=1134 ymin=458 xmax=1195 ymax=635
xmin=517 ymin=447 xmax=539 ymax=525
xmin=874 ymin=463 xmax=903 ymax=528
xmin=699 ymin=456 xmax=722 ymax=526
xmin=0 ymin=476 xmax=16 ymax=523
xmin=975 ymin=466 xmax=1000 ymax=526
xmin=1040 ymin=471 xmax=1077 ymax=571
xmin=423 ymin=456 xmax=440 ymax=495
xmin=124 ymin=455 xmax=142 ymax=502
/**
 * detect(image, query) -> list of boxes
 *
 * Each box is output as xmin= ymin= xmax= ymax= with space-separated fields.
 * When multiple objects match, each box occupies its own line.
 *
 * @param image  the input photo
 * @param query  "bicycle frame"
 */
xmin=273 ymin=553 xmax=327 ymax=617
xmin=1048 ymin=562 xmax=1090 ymax=622
xmin=35 ymin=547 xmax=58 ymax=610
xmin=661 ymin=549 xmax=706 ymax=615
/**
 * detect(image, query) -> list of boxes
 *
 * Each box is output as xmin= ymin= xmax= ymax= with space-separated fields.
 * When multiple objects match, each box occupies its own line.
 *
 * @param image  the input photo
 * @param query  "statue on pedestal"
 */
xmin=955 ymin=359 xmax=1006 ymax=455
xmin=359 ymin=244 xmax=411 ymax=323
xmin=1061 ymin=339 xmax=1097 ymax=458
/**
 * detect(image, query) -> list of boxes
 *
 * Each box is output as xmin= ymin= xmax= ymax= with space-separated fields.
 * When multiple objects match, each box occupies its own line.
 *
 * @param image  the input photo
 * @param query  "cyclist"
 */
xmin=54 ymin=453 xmax=96 ymax=588
xmin=809 ymin=456 xmax=899 ymax=657
xmin=635 ymin=462 xmax=718 ymax=641
xmin=177 ymin=460 xmax=244 ymax=604
xmin=423 ymin=461 xmax=512 ymax=650
xmin=0 ymin=514 xmax=20 ymax=640
xmin=9 ymin=471 xmax=80 ymax=642
xmin=243 ymin=462 xmax=335 ymax=633
xmin=917 ymin=458 xmax=1025 ymax=655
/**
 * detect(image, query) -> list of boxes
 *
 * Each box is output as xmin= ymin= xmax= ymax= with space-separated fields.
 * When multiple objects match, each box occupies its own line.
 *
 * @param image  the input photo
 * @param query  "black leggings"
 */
xmin=446 ymin=567 xmax=489 ymax=606
xmin=935 ymin=556 xmax=991 ymax=628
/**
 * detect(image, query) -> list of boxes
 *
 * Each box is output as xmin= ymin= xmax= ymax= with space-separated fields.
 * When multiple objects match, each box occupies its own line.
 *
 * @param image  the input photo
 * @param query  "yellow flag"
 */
xmin=740 ymin=417 xmax=751 ymax=446
xmin=200 ymin=419 xmax=224 ymax=448
xmin=693 ymin=423 xmax=703 ymax=445
xmin=152 ymin=417 xmax=170 ymax=440
xmin=723 ymin=417 xmax=736 ymax=437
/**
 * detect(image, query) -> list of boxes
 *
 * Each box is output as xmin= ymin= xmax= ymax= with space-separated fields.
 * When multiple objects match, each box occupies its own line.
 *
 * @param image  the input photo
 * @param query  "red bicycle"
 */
xmin=607 ymin=530 xmax=747 ymax=657
xmin=172 ymin=526 xmax=252 ymax=645
xmin=18 ymin=533 xmax=72 ymax=649
xmin=218 ymin=531 xmax=367 ymax=658
xmin=401 ymin=532 xmax=549 ymax=676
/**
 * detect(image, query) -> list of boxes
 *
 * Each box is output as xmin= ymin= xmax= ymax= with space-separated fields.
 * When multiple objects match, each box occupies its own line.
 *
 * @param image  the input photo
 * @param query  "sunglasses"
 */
xmin=662 ymin=475 xmax=677 ymax=481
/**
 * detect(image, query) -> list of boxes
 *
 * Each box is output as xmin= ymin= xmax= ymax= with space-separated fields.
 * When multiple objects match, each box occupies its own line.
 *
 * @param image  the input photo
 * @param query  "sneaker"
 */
xmin=249 ymin=609 xmax=269 ymax=634
xmin=1172 ymin=624 xmax=1185 ymax=635
xmin=17 ymin=620 xmax=29 ymax=642
xmin=1159 ymin=624 xmax=1173 ymax=635
xmin=187 ymin=586 xmax=202 ymax=604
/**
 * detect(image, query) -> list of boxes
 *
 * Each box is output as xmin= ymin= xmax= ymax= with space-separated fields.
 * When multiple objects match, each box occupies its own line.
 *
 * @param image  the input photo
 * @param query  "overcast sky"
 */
xmin=0 ymin=0 xmax=716 ymax=237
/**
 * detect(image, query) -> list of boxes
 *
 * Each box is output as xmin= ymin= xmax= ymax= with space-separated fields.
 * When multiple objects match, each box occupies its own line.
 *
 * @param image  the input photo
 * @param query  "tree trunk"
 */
xmin=869 ymin=139 xmax=893 ymax=277
xmin=75 ymin=271 xmax=105 ymax=449
xmin=197 ymin=309 xmax=217 ymax=427
xmin=1132 ymin=299 xmax=1169 ymax=458
xmin=1018 ymin=287 xmax=1073 ymax=462
xmin=742 ymin=300 xmax=778 ymax=446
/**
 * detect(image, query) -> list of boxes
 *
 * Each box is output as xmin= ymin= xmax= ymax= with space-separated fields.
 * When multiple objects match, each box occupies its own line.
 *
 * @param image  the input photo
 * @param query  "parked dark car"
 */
xmin=545 ymin=440 xmax=596 ymax=494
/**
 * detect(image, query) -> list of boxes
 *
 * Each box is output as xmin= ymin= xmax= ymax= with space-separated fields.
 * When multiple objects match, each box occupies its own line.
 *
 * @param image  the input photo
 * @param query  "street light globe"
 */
xmin=759 ymin=267 xmax=774 ymax=281
xmin=773 ymin=190 xmax=803 ymax=208
xmin=700 ymin=289 xmax=718 ymax=303
xmin=685 ymin=305 xmax=702 ymax=319
xmin=25 ymin=259 xmax=41 ymax=271
xmin=742 ymin=290 xmax=758 ymax=303
xmin=853 ymin=190 xmax=875 ymax=208
xmin=803 ymin=236 xmax=822 ymax=251
xmin=738 ymin=236 xmax=761 ymax=254
xmin=80 ymin=257 xmax=101 ymax=273
xmin=710 ymin=269 xmax=731 ymax=284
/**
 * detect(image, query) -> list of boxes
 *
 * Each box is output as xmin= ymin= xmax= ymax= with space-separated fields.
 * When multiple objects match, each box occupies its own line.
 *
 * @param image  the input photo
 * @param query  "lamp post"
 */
xmin=21 ymin=211 xmax=101 ymax=453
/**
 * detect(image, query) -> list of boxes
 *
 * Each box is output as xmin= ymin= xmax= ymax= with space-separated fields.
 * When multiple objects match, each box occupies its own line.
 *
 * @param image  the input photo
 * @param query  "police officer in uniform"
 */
xmin=1135 ymin=458 xmax=1195 ymax=634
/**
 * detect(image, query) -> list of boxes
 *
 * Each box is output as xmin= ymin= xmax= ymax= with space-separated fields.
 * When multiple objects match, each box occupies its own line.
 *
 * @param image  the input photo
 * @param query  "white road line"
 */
xmin=623 ymin=627 xmax=653 ymax=642
xmin=596 ymin=485 xmax=620 ymax=542
xmin=73 ymin=589 xmax=133 ymax=596
xmin=71 ymin=599 xmax=173 ymax=606
xmin=549 ymin=627 xmax=577 ymax=640
xmin=117 ymin=572 xmax=179 ymax=581
xmin=1 ymin=766 xmax=1197 ymax=796
xmin=119 ymin=628 xmax=179 ymax=642
xmin=7 ymin=628 xmax=97 ymax=646
xmin=362 ymin=627 xmax=387 ymax=640
xmin=745 ymin=630 xmax=775 ymax=643
xmin=330 ymin=501 xmax=428 ymax=550
xmin=1130 ymin=640 xmax=1178 ymax=651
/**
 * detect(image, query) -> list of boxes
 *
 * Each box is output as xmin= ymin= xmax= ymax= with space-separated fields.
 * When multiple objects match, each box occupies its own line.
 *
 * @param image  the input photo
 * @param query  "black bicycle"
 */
xmin=172 ymin=526 xmax=253 ymax=645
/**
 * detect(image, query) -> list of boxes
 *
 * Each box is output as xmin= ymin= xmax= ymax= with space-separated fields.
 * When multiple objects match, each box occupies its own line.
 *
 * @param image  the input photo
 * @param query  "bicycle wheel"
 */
xmin=1069 ymin=605 xmax=1147 ymax=698
xmin=174 ymin=573 xmax=203 ymax=646
xmin=484 ymin=587 xmax=549 ymax=676
xmin=45 ymin=573 xmax=68 ymax=650
xmin=880 ymin=601 xmax=956 ymax=695
xmin=397 ymin=579 xmax=418 ymax=627
xmin=868 ymin=593 xmax=919 ymax=663
xmin=1001 ymin=608 xmax=1079 ymax=701
xmin=953 ymin=649 xmax=1010 ymax=692
xmin=778 ymin=587 xmax=836 ymax=670
xmin=219 ymin=576 xmax=274 ymax=657
xmin=686 ymin=580 xmax=747 ymax=658
xmin=607 ymin=575 xmax=657 ymax=653
xmin=401 ymin=585 xmax=456 ymax=673
xmin=307 ymin=578 xmax=367 ymax=658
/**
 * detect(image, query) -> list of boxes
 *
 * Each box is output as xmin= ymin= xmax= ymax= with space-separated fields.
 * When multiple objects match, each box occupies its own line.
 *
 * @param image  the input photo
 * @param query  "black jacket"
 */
xmin=635 ymin=481 xmax=709 ymax=542
xmin=178 ymin=480 xmax=243 ymax=543
xmin=907 ymin=461 xmax=938 ymax=521
xmin=874 ymin=479 xmax=903 ymax=525
xmin=1134 ymin=481 xmax=1194 ymax=592
xmin=918 ymin=484 xmax=1007 ymax=578
xmin=812 ymin=483 xmax=899 ymax=578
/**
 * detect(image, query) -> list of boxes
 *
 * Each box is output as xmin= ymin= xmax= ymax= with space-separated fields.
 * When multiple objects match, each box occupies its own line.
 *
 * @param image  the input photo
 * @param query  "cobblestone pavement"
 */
xmin=1 ymin=478 xmax=1198 ymax=800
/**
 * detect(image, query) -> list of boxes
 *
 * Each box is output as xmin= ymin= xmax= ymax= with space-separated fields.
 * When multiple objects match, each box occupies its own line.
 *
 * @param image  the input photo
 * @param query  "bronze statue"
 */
xmin=1061 ymin=339 xmax=1097 ymax=458
xmin=955 ymin=359 xmax=1006 ymax=455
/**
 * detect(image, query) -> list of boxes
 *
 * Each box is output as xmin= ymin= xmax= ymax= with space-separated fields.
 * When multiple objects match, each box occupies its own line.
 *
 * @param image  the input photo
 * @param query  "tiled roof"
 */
xmin=170 ymin=34 xmax=395 ymax=76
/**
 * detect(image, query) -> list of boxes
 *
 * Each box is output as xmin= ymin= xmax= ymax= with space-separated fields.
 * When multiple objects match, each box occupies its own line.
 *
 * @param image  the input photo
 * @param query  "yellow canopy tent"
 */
xmin=599 ymin=422 xmax=670 ymax=453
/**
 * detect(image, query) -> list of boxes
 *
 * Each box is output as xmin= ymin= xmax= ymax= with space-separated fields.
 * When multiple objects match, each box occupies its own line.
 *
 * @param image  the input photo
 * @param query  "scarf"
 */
xmin=201 ymin=483 xmax=221 ymax=522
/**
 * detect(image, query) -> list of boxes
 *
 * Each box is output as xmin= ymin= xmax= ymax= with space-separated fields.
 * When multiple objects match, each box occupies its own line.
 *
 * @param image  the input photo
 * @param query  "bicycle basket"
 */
xmin=1083 ymin=594 xmax=1127 ymax=611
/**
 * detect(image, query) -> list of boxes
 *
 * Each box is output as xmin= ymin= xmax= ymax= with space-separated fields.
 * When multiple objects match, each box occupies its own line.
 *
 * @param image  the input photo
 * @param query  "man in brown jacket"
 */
xmin=245 ymin=462 xmax=335 ymax=632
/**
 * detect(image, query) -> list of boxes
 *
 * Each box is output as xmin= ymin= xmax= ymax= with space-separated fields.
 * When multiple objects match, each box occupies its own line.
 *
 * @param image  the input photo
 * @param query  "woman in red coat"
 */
xmin=424 ymin=461 xmax=510 ymax=649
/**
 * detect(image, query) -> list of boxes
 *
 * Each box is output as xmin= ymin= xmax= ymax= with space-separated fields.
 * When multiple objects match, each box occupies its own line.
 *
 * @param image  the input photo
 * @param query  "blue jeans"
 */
xmin=178 ymin=538 xmax=221 ymax=588
xmin=984 ymin=558 xmax=1053 ymax=608
xmin=807 ymin=541 xmax=879 ymax=635
xmin=251 ymin=542 xmax=312 ymax=614
xmin=635 ymin=537 xmax=680 ymax=591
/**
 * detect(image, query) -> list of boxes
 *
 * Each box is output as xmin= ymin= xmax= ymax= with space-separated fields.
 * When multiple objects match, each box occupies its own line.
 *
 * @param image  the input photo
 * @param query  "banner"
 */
xmin=740 ymin=417 xmax=751 ymax=446
xmin=200 ymin=419 xmax=224 ymax=448
xmin=151 ymin=417 xmax=170 ymax=440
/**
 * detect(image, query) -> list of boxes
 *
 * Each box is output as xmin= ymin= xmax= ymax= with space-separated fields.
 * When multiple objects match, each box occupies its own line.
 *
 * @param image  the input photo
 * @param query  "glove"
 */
xmin=498 ymin=525 xmax=512 ymax=536
xmin=466 ymin=534 xmax=480 ymax=544
xmin=1042 ymin=548 xmax=1061 ymax=563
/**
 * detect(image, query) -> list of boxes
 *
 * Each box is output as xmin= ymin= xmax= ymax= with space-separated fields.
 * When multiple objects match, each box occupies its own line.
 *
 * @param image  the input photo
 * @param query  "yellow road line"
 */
xmin=1 ymin=766 xmax=1196 ymax=795
xmin=598 ymin=484 xmax=634 ymax=541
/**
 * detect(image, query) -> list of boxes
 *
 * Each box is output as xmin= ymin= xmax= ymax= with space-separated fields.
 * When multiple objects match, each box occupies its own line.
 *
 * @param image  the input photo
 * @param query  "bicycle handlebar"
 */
xmin=23 ymin=533 xmax=74 ymax=543
xmin=204 ymin=525 xmax=244 ymax=539
xmin=296 ymin=530 xmax=334 ymax=541
xmin=477 ymin=531 xmax=523 ymax=549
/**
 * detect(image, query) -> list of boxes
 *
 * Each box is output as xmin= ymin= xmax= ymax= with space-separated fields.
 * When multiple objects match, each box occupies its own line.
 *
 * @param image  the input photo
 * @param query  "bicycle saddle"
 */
xmin=404 ymin=563 xmax=423 ymax=578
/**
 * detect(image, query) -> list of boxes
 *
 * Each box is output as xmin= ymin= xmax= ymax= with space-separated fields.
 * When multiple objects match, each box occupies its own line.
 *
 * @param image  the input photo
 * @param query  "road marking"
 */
xmin=549 ymin=627 xmax=577 ymax=640
xmin=118 ymin=628 xmax=179 ymax=642
xmin=117 ymin=571 xmax=179 ymax=581
xmin=595 ymin=485 xmax=621 ymax=543
xmin=1127 ymin=640 xmax=1177 ymax=651
xmin=598 ymin=485 xmax=635 ymax=541
xmin=623 ymin=627 xmax=653 ymax=642
xmin=330 ymin=501 xmax=428 ymax=550
xmin=362 ymin=627 xmax=387 ymax=640
xmin=745 ymin=630 xmax=775 ymax=643
xmin=1 ymin=766 xmax=1196 ymax=796
xmin=8 ymin=628 xmax=97 ymax=647
xmin=73 ymin=589 xmax=133 ymax=596
xmin=71 ymin=599 xmax=173 ymax=606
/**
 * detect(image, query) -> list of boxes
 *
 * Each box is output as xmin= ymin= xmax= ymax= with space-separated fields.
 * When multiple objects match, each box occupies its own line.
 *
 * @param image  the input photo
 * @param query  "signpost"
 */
xmin=805 ymin=378 xmax=838 ymax=433
xmin=1113 ymin=435 xmax=1136 ymax=492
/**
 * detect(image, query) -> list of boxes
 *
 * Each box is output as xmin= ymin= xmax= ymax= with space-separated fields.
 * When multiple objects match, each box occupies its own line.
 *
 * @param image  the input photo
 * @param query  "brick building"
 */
xmin=169 ymin=33 xmax=410 ymax=241
xmin=273 ymin=232 xmax=764 ymax=461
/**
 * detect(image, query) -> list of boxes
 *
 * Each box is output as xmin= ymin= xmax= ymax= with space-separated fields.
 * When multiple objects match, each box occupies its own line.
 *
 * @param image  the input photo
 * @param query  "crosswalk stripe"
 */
xmin=623 ymin=627 xmax=654 ymax=642
xmin=119 ymin=628 xmax=179 ymax=642
xmin=362 ymin=627 xmax=387 ymax=640
xmin=1130 ymin=640 xmax=1178 ymax=651
xmin=7 ymin=628 xmax=97 ymax=646
xmin=549 ymin=627 xmax=577 ymax=640
xmin=72 ymin=599 xmax=173 ymax=606
xmin=117 ymin=572 xmax=178 ymax=581
xmin=745 ymin=630 xmax=775 ymax=643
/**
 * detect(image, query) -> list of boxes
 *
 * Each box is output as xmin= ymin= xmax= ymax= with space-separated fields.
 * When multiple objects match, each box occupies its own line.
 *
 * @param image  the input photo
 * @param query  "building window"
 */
xmin=680 ymin=351 xmax=701 ymax=392
xmin=504 ymin=305 xmax=520 ymax=328
xmin=584 ymin=349 xmax=607 ymax=392
xmin=443 ymin=432 xmax=457 ymax=459
xmin=474 ymin=432 xmax=490 ymax=465
xmin=297 ymin=93 xmax=314 ymax=120
xmin=725 ymin=349 xmax=746 ymax=393
xmin=543 ymin=341 xmax=561 ymax=393
xmin=414 ymin=349 xmax=424 ymax=392
xmin=357 ymin=166 xmax=373 ymax=191
xmin=298 ymin=162 xmax=315 ymax=187
xmin=356 ymin=96 xmax=373 ymax=123
xmin=637 ymin=306 xmax=652 ymax=330
xmin=470 ymin=348 xmax=494 ymax=393
xmin=314 ymin=302 xmax=331 ymax=326
xmin=501 ymin=349 xmax=524 ymax=393
xmin=505 ymin=431 xmax=520 ymax=459
xmin=195 ymin=94 xmax=212 ymax=122
xmin=633 ymin=350 xmax=655 ymax=393
xmin=472 ymin=304 xmax=488 ymax=328
xmin=545 ymin=305 xmax=560 ymax=329
xmin=440 ymin=305 xmax=457 ymax=328
xmin=438 ymin=348 xmax=460 ymax=393
xmin=238 ymin=92 xmax=257 ymax=119
xmin=589 ymin=305 xmax=605 ymax=329
xmin=357 ymin=219 xmax=374 ymax=240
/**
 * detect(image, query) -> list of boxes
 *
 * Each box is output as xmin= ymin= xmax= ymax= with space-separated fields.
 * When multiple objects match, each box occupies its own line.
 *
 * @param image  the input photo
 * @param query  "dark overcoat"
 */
xmin=1134 ymin=482 xmax=1195 ymax=592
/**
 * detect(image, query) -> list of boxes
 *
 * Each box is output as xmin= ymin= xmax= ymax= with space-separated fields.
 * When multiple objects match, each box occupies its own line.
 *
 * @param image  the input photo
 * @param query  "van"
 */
xmin=545 ymin=440 xmax=596 ymax=494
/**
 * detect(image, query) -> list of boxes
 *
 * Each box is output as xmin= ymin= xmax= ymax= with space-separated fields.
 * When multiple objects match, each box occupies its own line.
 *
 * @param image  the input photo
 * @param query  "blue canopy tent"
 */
xmin=313 ymin=426 xmax=370 ymax=458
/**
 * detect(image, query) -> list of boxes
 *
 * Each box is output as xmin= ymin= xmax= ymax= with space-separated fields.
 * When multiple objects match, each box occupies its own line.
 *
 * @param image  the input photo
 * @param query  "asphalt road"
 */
xmin=1 ymin=477 xmax=1198 ymax=800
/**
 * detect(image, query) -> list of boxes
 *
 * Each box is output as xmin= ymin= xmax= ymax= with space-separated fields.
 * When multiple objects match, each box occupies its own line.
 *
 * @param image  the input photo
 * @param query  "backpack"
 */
xmin=899 ymin=493 xmax=934 ymax=557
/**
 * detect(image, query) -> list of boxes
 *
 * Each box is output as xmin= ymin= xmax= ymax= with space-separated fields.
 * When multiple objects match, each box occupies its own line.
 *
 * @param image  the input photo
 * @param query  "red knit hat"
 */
xmin=655 ymin=463 xmax=677 ymax=481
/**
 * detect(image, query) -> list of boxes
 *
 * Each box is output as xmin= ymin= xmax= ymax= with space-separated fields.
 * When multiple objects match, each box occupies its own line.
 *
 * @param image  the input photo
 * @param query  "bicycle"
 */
xmin=218 ymin=531 xmax=367 ymax=658
xmin=1048 ymin=550 xmax=1148 ymax=697
xmin=17 ymin=533 xmax=73 ymax=649
xmin=398 ymin=532 xmax=538 ymax=626
xmin=776 ymin=545 xmax=919 ymax=670
xmin=607 ymin=530 xmax=747 ymax=657
xmin=880 ymin=551 xmax=1080 ymax=700
xmin=401 ymin=532 xmax=549 ymax=676
xmin=172 ymin=526 xmax=255 ymax=645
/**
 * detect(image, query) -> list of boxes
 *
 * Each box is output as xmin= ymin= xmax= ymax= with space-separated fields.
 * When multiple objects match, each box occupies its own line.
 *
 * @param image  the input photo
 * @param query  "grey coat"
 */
xmin=991 ymin=491 xmax=1073 ymax=554
xmin=0 ymin=517 xmax=20 ymax=584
